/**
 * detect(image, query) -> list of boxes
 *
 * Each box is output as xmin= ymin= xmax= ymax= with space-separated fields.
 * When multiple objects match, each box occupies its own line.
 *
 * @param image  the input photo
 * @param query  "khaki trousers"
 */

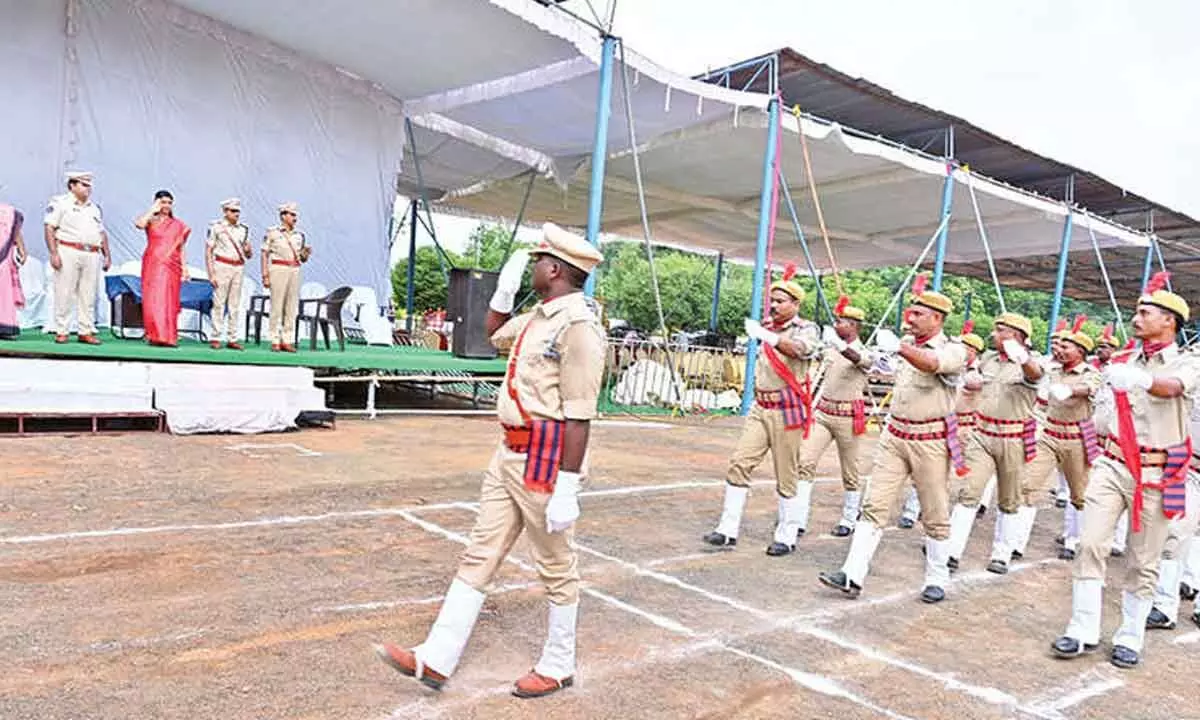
xmin=861 ymin=430 xmax=951 ymax=539
xmin=726 ymin=404 xmax=803 ymax=498
xmin=798 ymin=410 xmax=863 ymax=491
xmin=954 ymin=432 xmax=1026 ymax=513
xmin=54 ymin=245 xmax=100 ymax=335
xmin=1076 ymin=459 xmax=1172 ymax=599
xmin=210 ymin=262 xmax=245 ymax=342
xmin=267 ymin=265 xmax=300 ymax=345
xmin=457 ymin=444 xmax=579 ymax=605
xmin=1021 ymin=432 xmax=1090 ymax=508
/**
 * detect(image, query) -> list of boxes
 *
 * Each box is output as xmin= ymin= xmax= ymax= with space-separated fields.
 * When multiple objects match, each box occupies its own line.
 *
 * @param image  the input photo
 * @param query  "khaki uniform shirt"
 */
xmin=207 ymin=221 xmax=250 ymax=261
xmin=44 ymin=194 xmax=105 ymax=247
xmin=889 ymin=332 xmax=967 ymax=421
xmin=1043 ymin=361 xmax=1102 ymax=423
xmin=957 ymin=360 xmax=982 ymax=416
xmin=755 ymin=317 xmax=820 ymax=392
xmin=263 ymin=226 xmax=305 ymax=263
xmin=1095 ymin=344 xmax=1200 ymax=449
xmin=974 ymin=349 xmax=1043 ymax=421
xmin=491 ymin=292 xmax=606 ymax=427
xmin=817 ymin=339 xmax=872 ymax=402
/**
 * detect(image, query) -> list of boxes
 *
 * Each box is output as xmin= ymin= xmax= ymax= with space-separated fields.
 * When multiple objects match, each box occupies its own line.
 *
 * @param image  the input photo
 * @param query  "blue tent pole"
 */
xmin=583 ymin=35 xmax=617 ymax=298
xmin=708 ymin=251 xmax=724 ymax=332
xmin=931 ymin=168 xmax=955 ymax=292
xmin=739 ymin=96 xmax=781 ymax=416
xmin=1140 ymin=239 xmax=1155 ymax=291
xmin=1046 ymin=210 xmax=1074 ymax=354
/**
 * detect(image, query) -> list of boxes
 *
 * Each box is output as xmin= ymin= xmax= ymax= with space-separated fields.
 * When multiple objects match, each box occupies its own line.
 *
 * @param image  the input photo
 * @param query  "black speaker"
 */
xmin=448 ymin=268 xmax=500 ymax=359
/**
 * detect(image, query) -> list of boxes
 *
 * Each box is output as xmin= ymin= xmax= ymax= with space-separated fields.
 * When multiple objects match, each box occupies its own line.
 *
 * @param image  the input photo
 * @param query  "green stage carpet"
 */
xmin=0 ymin=333 xmax=508 ymax=374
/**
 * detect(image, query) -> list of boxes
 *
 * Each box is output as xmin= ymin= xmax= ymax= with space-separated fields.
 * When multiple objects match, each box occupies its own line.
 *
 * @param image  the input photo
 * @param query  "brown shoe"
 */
xmin=55 ymin=334 xmax=68 ymax=344
xmin=512 ymin=670 xmax=574 ymax=698
xmin=78 ymin=335 xmax=102 ymax=345
xmin=270 ymin=344 xmax=282 ymax=352
xmin=373 ymin=643 xmax=447 ymax=691
xmin=210 ymin=341 xmax=221 ymax=349
xmin=227 ymin=342 xmax=244 ymax=351
xmin=281 ymin=344 xmax=297 ymax=353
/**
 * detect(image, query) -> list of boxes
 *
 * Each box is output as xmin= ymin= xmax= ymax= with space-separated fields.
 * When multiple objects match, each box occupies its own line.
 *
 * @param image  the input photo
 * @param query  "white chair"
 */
xmin=17 ymin=256 xmax=50 ymax=330
xmin=344 ymin=285 xmax=393 ymax=346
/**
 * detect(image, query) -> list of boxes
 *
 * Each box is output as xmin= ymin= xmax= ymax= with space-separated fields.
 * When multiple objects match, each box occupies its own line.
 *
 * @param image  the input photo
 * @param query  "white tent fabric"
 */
xmin=445 ymin=110 xmax=1149 ymax=269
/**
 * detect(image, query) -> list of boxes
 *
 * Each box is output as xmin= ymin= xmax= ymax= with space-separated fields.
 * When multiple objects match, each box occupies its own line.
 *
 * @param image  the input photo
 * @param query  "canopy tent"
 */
xmin=443 ymin=109 xmax=1149 ymax=272
xmin=4 ymin=0 xmax=766 ymax=299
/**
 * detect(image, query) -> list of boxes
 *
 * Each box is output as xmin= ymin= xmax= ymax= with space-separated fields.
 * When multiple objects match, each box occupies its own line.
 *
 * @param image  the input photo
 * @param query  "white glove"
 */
xmin=1103 ymin=364 xmax=1153 ymax=392
xmin=546 ymin=470 xmax=582 ymax=533
xmin=1036 ymin=383 xmax=1050 ymax=401
xmin=875 ymin=328 xmax=901 ymax=354
xmin=822 ymin=325 xmax=848 ymax=352
xmin=1049 ymin=383 xmax=1073 ymax=402
xmin=1002 ymin=338 xmax=1030 ymax=365
xmin=489 ymin=250 xmax=530 ymax=313
xmin=744 ymin=318 xmax=780 ymax=347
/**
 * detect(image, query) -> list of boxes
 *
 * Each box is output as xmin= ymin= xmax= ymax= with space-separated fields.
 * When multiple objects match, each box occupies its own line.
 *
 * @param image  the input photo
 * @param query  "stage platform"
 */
xmin=0 ymin=334 xmax=509 ymax=375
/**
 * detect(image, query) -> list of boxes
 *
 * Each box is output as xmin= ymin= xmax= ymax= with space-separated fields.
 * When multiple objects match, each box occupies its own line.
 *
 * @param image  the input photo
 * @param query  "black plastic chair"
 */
xmin=295 ymin=286 xmax=354 ymax=351
xmin=245 ymin=294 xmax=271 ymax=345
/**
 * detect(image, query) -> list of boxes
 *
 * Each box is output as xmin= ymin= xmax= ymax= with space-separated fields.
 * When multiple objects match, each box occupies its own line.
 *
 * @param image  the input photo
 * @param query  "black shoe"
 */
xmin=818 ymin=570 xmax=862 ymax=598
xmin=1181 ymin=582 xmax=1197 ymax=602
xmin=921 ymin=585 xmax=945 ymax=603
xmin=976 ymin=505 xmax=987 ymax=518
xmin=796 ymin=528 xmax=806 ymax=538
xmin=831 ymin=524 xmax=853 ymax=538
xmin=1051 ymin=635 xmax=1097 ymax=659
xmin=1055 ymin=497 xmax=1068 ymax=509
xmin=702 ymin=532 xmax=736 ymax=548
xmin=1110 ymin=548 xmax=1125 ymax=558
xmin=1011 ymin=550 xmax=1024 ymax=561
xmin=986 ymin=559 xmax=1009 ymax=575
xmin=1058 ymin=547 xmax=1077 ymax=561
xmin=947 ymin=556 xmax=959 ymax=573
xmin=1146 ymin=607 xmax=1175 ymax=630
xmin=1055 ymin=535 xmax=1065 ymax=546
xmin=898 ymin=516 xmax=915 ymax=529
xmin=1110 ymin=645 xmax=1139 ymax=669
xmin=765 ymin=542 xmax=794 ymax=557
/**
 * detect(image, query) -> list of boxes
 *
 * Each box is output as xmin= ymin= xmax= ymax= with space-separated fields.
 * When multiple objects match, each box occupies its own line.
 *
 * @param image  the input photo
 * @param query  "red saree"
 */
xmin=0 ymin=205 xmax=25 ymax=339
xmin=141 ymin=215 xmax=190 ymax=345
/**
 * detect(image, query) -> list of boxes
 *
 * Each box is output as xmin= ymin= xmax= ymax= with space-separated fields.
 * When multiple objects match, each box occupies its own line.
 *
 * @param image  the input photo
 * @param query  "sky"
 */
xmin=397 ymin=0 xmax=1200 ymax=264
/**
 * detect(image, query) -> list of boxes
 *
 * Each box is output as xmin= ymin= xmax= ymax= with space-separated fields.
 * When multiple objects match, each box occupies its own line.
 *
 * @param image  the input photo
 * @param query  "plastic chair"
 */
xmin=295 ymin=286 xmax=354 ymax=351
xmin=245 ymin=294 xmax=270 ymax=344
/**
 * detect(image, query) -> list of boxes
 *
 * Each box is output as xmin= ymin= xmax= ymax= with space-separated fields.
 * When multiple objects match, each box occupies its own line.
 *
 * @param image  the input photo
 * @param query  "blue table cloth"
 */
xmin=105 ymin=275 xmax=214 ymax=315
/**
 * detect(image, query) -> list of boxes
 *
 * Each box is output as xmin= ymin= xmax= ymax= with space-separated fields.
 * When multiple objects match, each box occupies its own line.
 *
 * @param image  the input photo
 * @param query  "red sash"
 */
xmin=761 ymin=343 xmax=812 ymax=437
xmin=1078 ymin=418 xmax=1100 ymax=466
xmin=944 ymin=414 xmax=969 ymax=477
xmin=851 ymin=399 xmax=866 ymax=436
xmin=1109 ymin=351 xmax=1189 ymax=531
xmin=505 ymin=321 xmax=564 ymax=494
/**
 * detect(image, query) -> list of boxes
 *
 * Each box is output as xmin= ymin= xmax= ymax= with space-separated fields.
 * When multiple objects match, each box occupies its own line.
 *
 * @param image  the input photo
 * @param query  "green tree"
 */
xmin=391 ymin=223 xmax=532 ymax=315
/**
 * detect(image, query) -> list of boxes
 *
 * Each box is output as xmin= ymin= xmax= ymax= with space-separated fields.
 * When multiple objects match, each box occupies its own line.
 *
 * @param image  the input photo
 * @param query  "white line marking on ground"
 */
xmin=394 ymin=512 xmax=916 ymax=720
xmin=87 ymin=629 xmax=205 ymax=654
xmin=642 ymin=552 xmax=716 ymax=568
xmin=226 ymin=442 xmax=322 ymax=457
xmin=794 ymin=557 xmax=1063 ymax=623
xmin=1172 ymin=630 xmax=1200 ymax=645
xmin=314 ymin=582 xmax=538 ymax=615
xmin=1024 ymin=667 xmax=1124 ymax=719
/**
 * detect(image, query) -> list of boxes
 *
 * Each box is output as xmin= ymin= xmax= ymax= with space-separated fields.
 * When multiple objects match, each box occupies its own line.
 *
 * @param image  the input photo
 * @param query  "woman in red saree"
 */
xmin=0 ymin=203 xmax=28 ymax=339
xmin=135 ymin=190 xmax=190 ymax=347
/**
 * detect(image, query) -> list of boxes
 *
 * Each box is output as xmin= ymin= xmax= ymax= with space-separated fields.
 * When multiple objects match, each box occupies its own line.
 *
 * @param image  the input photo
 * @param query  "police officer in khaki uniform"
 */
xmin=44 ymin=171 xmax=111 ymax=344
xmin=1053 ymin=273 xmax=1199 ymax=669
xmin=261 ymin=202 xmax=309 ymax=352
xmin=1146 ymin=464 xmax=1200 ymax=630
xmin=801 ymin=296 xmax=872 ymax=537
xmin=703 ymin=265 xmax=820 ymax=556
xmin=819 ymin=280 xmax=967 ymax=603
xmin=945 ymin=312 xmax=1044 ymax=575
xmin=899 ymin=325 xmax=984 ymax=529
xmin=1020 ymin=320 xmax=1102 ymax=561
xmin=375 ymin=223 xmax=605 ymax=699
xmin=205 ymin=198 xmax=252 ymax=350
xmin=1091 ymin=323 xmax=1120 ymax=368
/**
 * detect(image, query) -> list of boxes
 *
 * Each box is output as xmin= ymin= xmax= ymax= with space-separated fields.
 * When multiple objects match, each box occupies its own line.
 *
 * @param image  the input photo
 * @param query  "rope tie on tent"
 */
xmin=791 ymin=104 xmax=844 ymax=297
xmin=865 ymin=212 xmax=951 ymax=345
xmin=962 ymin=164 xmax=1007 ymax=313
xmin=1085 ymin=220 xmax=1128 ymax=344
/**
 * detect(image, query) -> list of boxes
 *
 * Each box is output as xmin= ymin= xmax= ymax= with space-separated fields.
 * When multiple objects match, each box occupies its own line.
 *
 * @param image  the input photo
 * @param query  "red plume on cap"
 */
xmin=911 ymin=274 xmax=928 ymax=296
xmin=1054 ymin=318 xmax=1068 ymax=333
xmin=1071 ymin=314 xmax=1087 ymax=333
xmin=1101 ymin=323 xmax=1114 ymax=340
xmin=1144 ymin=271 xmax=1171 ymax=294
xmin=834 ymin=295 xmax=850 ymax=316
xmin=781 ymin=261 xmax=797 ymax=283
xmin=961 ymin=319 xmax=975 ymax=335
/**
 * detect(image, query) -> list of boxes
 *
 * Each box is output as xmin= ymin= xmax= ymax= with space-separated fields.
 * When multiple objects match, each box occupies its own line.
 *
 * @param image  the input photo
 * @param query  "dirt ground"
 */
xmin=3 ymin=416 xmax=1198 ymax=720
